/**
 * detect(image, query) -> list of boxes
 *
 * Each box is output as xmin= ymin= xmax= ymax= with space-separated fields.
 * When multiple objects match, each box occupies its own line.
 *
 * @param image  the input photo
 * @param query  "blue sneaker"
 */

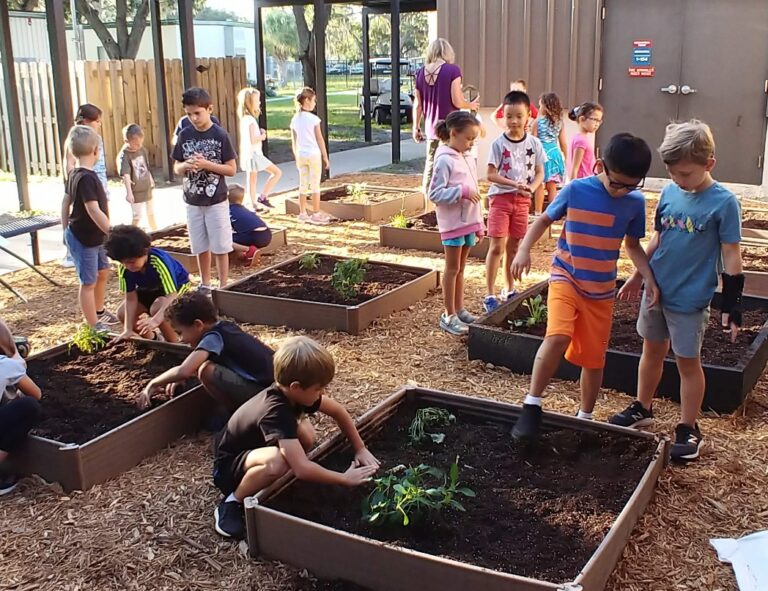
xmin=500 ymin=288 xmax=518 ymax=301
xmin=456 ymin=309 xmax=477 ymax=324
xmin=483 ymin=295 xmax=500 ymax=313
xmin=440 ymin=313 xmax=468 ymax=336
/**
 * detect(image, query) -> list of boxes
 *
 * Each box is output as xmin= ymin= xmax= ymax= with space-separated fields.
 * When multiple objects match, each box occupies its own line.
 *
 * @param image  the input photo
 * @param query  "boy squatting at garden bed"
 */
xmin=212 ymin=336 xmax=380 ymax=539
xmin=138 ymin=293 xmax=274 ymax=414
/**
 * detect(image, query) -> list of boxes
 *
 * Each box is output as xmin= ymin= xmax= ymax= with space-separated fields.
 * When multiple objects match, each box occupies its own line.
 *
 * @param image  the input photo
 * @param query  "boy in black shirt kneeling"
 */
xmin=138 ymin=293 xmax=273 ymax=412
xmin=212 ymin=336 xmax=380 ymax=539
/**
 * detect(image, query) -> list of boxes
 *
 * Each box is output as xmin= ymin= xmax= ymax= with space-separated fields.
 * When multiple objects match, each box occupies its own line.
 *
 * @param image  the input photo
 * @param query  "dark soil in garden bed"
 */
xmin=506 ymin=288 xmax=766 ymax=366
xmin=151 ymin=228 xmax=192 ymax=254
xmin=743 ymin=211 xmax=768 ymax=231
xmin=321 ymin=186 xmax=414 ymax=205
xmin=743 ymin=245 xmax=768 ymax=272
xmin=229 ymin=255 xmax=425 ymax=306
xmin=267 ymin=401 xmax=657 ymax=583
xmin=26 ymin=342 xmax=195 ymax=444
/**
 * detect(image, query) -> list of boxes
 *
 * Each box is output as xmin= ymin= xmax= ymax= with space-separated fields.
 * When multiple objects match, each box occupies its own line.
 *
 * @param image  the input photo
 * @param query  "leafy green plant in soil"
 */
xmin=299 ymin=253 xmax=320 ymax=271
xmin=363 ymin=459 xmax=475 ymax=527
xmin=69 ymin=323 xmax=109 ymax=354
xmin=346 ymin=182 xmax=368 ymax=203
xmin=511 ymin=294 xmax=548 ymax=329
xmin=331 ymin=258 xmax=367 ymax=298
xmin=390 ymin=211 xmax=408 ymax=228
xmin=408 ymin=407 xmax=456 ymax=445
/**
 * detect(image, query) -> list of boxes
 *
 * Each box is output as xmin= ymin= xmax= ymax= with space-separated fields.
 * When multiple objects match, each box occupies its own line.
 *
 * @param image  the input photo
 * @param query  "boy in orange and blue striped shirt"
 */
xmin=509 ymin=133 xmax=659 ymax=440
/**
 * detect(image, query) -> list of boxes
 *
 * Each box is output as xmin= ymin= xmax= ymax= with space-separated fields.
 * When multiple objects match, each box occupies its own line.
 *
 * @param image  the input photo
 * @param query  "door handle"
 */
xmin=680 ymin=85 xmax=697 ymax=95
xmin=660 ymin=84 xmax=678 ymax=94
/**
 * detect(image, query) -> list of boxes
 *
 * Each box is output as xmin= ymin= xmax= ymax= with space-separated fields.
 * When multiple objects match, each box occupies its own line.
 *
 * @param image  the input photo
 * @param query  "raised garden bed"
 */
xmin=379 ymin=211 xmax=490 ymax=258
xmin=5 ymin=339 xmax=215 ymax=492
xmin=213 ymin=254 xmax=439 ymax=334
xmin=245 ymin=386 xmax=667 ymax=591
xmin=742 ymin=208 xmax=768 ymax=241
xmin=283 ymin=184 xmax=424 ymax=222
xmin=150 ymin=224 xmax=288 ymax=273
xmin=740 ymin=244 xmax=768 ymax=298
xmin=468 ymin=281 xmax=768 ymax=413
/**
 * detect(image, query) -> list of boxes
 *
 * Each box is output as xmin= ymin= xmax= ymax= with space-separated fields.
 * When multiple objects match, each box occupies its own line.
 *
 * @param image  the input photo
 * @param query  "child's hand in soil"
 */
xmin=722 ymin=313 xmax=741 ymax=343
xmin=114 ymin=329 xmax=138 ymax=343
xmin=617 ymin=273 xmax=643 ymax=301
xmin=511 ymin=249 xmax=531 ymax=280
xmin=342 ymin=461 xmax=378 ymax=486
xmin=136 ymin=316 xmax=158 ymax=336
xmin=138 ymin=384 xmax=162 ymax=409
xmin=354 ymin=447 xmax=381 ymax=469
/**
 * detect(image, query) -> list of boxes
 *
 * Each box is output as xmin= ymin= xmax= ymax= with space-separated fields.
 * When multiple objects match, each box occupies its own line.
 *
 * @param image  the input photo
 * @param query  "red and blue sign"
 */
xmin=632 ymin=39 xmax=653 ymax=65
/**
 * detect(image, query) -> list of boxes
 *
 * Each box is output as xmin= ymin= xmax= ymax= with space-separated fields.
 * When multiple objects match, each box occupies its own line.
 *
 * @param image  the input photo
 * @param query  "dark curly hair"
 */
xmin=105 ymin=225 xmax=151 ymax=261
xmin=539 ymin=92 xmax=563 ymax=126
xmin=166 ymin=292 xmax=218 ymax=326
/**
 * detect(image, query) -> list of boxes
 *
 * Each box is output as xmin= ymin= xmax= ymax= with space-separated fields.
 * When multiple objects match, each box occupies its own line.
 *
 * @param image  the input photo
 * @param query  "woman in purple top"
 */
xmin=413 ymin=38 xmax=480 ymax=202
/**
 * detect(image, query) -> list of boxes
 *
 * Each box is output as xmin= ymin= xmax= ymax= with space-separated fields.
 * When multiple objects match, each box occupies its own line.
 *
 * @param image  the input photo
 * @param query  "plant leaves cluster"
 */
xmin=299 ymin=253 xmax=320 ymax=270
xmin=363 ymin=460 xmax=475 ymax=527
xmin=408 ymin=407 xmax=456 ymax=445
xmin=69 ymin=323 xmax=109 ymax=354
xmin=331 ymin=258 xmax=367 ymax=298
xmin=390 ymin=211 xmax=408 ymax=228
xmin=346 ymin=182 xmax=368 ymax=202
xmin=511 ymin=294 xmax=548 ymax=329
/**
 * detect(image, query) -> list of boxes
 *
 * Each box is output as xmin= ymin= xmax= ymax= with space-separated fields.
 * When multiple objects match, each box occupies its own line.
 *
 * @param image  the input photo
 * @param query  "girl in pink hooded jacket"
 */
xmin=428 ymin=111 xmax=485 ymax=336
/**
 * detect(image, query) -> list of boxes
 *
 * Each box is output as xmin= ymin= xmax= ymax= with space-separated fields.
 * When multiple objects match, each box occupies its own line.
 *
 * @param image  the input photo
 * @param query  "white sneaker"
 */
xmin=60 ymin=254 xmax=75 ymax=268
xmin=297 ymin=212 xmax=311 ymax=223
xmin=308 ymin=212 xmax=330 ymax=225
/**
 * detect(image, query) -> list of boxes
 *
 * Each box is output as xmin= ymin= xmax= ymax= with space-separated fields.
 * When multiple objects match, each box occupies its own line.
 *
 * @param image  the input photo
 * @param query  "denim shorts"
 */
xmin=64 ymin=227 xmax=110 ymax=285
xmin=442 ymin=233 xmax=478 ymax=247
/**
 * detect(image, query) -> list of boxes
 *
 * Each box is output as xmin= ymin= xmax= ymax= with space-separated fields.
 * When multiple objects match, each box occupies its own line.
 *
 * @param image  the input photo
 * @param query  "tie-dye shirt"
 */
xmin=545 ymin=176 xmax=646 ymax=299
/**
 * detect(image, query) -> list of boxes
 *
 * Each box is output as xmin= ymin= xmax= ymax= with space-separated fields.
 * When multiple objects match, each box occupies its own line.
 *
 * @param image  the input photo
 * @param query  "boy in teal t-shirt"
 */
xmin=612 ymin=120 xmax=743 ymax=462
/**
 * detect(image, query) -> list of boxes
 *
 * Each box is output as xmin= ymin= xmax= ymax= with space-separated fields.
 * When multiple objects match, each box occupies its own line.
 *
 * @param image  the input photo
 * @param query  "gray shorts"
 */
xmin=209 ymin=363 xmax=263 ymax=409
xmin=636 ymin=294 xmax=710 ymax=359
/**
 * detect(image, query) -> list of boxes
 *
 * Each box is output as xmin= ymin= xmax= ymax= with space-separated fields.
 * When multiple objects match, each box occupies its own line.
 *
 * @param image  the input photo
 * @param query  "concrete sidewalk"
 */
xmin=0 ymin=139 xmax=425 ymax=276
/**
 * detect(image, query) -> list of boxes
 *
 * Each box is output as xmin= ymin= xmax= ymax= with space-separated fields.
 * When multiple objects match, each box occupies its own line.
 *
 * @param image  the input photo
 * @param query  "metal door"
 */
xmin=599 ymin=0 xmax=768 ymax=184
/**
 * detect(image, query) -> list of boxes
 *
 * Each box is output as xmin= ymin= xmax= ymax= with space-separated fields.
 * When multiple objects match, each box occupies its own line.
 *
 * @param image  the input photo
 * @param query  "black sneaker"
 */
xmin=608 ymin=401 xmax=654 ymax=428
xmin=511 ymin=404 xmax=543 ymax=441
xmin=0 ymin=474 xmax=19 ymax=496
xmin=214 ymin=500 xmax=245 ymax=539
xmin=258 ymin=194 xmax=275 ymax=209
xmin=671 ymin=423 xmax=703 ymax=462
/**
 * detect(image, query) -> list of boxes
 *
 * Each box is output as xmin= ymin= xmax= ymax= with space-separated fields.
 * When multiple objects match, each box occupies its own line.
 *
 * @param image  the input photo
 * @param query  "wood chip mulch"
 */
xmin=1 ymin=173 xmax=766 ymax=591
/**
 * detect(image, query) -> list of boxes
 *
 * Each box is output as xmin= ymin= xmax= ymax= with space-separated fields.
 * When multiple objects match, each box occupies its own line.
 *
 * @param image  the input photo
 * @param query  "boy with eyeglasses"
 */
xmin=610 ymin=121 xmax=742 ymax=462
xmin=509 ymin=133 xmax=658 ymax=440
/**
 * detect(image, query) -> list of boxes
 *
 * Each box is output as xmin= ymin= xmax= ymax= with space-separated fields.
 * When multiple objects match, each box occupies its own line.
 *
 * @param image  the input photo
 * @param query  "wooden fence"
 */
xmin=0 ymin=57 xmax=247 ymax=178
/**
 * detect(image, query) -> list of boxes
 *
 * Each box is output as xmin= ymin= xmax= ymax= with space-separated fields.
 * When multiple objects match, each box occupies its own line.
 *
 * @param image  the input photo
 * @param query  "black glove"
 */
xmin=721 ymin=273 xmax=745 ymax=327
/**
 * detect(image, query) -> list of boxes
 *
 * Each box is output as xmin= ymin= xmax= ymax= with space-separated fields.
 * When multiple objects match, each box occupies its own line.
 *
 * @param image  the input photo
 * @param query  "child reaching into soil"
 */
xmin=211 ymin=335 xmax=380 ymax=539
xmin=228 ymin=184 xmax=272 ymax=267
xmin=290 ymin=88 xmax=331 ymax=225
xmin=105 ymin=225 xmax=192 ymax=342
xmin=0 ymin=318 xmax=42 ymax=496
xmin=532 ymin=92 xmax=567 ymax=216
xmin=610 ymin=121 xmax=743 ymax=462
xmin=236 ymin=87 xmax=281 ymax=211
xmin=483 ymin=90 xmax=546 ymax=313
xmin=428 ymin=111 xmax=485 ymax=336
xmin=509 ymin=133 xmax=658 ymax=440
xmin=568 ymin=102 xmax=604 ymax=181
xmin=138 ymin=292 xmax=273 ymax=414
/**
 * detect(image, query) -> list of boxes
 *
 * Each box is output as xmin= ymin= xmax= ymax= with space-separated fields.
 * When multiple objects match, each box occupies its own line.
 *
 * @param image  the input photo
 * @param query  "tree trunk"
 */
xmin=293 ymin=6 xmax=315 ymax=89
xmin=75 ymin=0 xmax=150 ymax=60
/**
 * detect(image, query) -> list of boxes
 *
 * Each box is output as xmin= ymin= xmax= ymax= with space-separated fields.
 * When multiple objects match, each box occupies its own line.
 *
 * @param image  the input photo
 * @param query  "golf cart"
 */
xmin=357 ymin=58 xmax=414 ymax=125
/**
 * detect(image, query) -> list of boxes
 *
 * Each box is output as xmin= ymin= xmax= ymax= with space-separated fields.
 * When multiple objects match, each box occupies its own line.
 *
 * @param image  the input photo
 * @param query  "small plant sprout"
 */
xmin=346 ymin=182 xmax=368 ymax=202
xmin=511 ymin=294 xmax=548 ymax=329
xmin=299 ymin=253 xmax=320 ymax=271
xmin=331 ymin=258 xmax=367 ymax=298
xmin=390 ymin=211 xmax=408 ymax=228
xmin=363 ymin=458 xmax=475 ymax=527
xmin=408 ymin=407 xmax=456 ymax=445
xmin=69 ymin=323 xmax=109 ymax=354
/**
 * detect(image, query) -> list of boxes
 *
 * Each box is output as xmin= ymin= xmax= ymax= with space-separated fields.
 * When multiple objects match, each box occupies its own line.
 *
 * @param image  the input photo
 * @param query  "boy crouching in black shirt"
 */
xmin=212 ymin=336 xmax=380 ymax=539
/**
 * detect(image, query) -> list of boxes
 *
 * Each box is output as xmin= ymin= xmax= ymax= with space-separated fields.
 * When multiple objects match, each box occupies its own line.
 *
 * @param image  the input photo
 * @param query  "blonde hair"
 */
xmin=67 ymin=125 xmax=100 ymax=158
xmin=295 ymin=87 xmax=316 ymax=112
xmin=237 ymin=87 xmax=261 ymax=120
xmin=658 ymin=119 xmax=715 ymax=165
xmin=274 ymin=336 xmax=335 ymax=388
xmin=426 ymin=38 xmax=455 ymax=64
xmin=227 ymin=183 xmax=245 ymax=204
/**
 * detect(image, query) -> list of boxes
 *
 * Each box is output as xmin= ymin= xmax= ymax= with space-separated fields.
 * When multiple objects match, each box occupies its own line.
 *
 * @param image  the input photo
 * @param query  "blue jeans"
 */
xmin=64 ymin=227 xmax=109 ymax=285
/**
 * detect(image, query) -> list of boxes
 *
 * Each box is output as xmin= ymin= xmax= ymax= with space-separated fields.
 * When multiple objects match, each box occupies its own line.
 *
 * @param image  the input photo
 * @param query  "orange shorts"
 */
xmin=545 ymin=280 xmax=614 ymax=370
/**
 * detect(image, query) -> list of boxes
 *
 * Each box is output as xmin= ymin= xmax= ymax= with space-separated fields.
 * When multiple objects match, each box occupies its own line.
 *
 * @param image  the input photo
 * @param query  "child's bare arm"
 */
xmin=558 ymin=125 xmax=568 ymax=156
xmin=118 ymin=290 xmax=141 ymax=340
xmin=173 ymin=159 xmax=193 ymax=175
xmin=570 ymin=147 xmax=585 ymax=180
xmin=722 ymin=242 xmax=743 ymax=275
xmin=84 ymin=200 xmax=110 ymax=235
xmin=136 ymin=293 xmax=178 ymax=335
xmin=487 ymin=165 xmax=523 ymax=190
xmin=511 ymin=214 xmax=555 ymax=280
xmin=623 ymin=236 xmax=658 ymax=306
xmin=529 ymin=163 xmax=545 ymax=193
xmin=197 ymin=157 xmax=237 ymax=177
xmin=279 ymin=438 xmax=377 ymax=485
xmin=60 ymin=194 xmax=72 ymax=229
xmin=138 ymin=349 xmax=210 ymax=408
xmin=320 ymin=397 xmax=380 ymax=467
xmin=291 ymin=129 xmax=298 ymax=159
xmin=619 ymin=231 xmax=660 ymax=301
xmin=122 ymin=174 xmax=134 ymax=202
xmin=17 ymin=375 xmax=42 ymax=401
xmin=314 ymin=125 xmax=329 ymax=168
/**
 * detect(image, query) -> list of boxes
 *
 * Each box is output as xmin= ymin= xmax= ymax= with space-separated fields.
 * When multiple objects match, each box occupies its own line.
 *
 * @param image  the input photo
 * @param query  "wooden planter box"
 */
xmin=283 ymin=185 xmax=424 ymax=222
xmin=150 ymin=224 xmax=288 ymax=273
xmin=379 ymin=222 xmax=490 ymax=258
xmin=213 ymin=254 xmax=439 ymax=334
xmin=467 ymin=282 xmax=768 ymax=413
xmin=743 ymin=228 xmax=768 ymax=241
xmin=5 ymin=339 xmax=215 ymax=492
xmin=745 ymin=271 xmax=768 ymax=297
xmin=245 ymin=386 xmax=667 ymax=591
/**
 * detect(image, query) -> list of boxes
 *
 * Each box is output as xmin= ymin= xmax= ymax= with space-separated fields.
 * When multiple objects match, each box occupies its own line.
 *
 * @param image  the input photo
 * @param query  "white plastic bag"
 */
xmin=710 ymin=530 xmax=768 ymax=591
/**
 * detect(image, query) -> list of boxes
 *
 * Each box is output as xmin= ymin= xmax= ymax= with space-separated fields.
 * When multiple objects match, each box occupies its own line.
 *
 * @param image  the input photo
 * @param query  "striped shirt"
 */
xmin=118 ymin=247 xmax=190 ymax=295
xmin=545 ymin=176 xmax=646 ymax=300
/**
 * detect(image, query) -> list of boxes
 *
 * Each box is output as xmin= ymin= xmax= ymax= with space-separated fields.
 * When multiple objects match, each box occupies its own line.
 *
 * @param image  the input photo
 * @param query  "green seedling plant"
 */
xmin=390 ymin=211 xmax=408 ymax=228
xmin=408 ymin=407 xmax=456 ymax=445
xmin=346 ymin=182 xmax=368 ymax=203
xmin=299 ymin=253 xmax=320 ymax=271
xmin=363 ymin=459 xmax=475 ymax=527
xmin=331 ymin=258 xmax=367 ymax=298
xmin=511 ymin=294 xmax=548 ymax=329
xmin=69 ymin=323 xmax=109 ymax=354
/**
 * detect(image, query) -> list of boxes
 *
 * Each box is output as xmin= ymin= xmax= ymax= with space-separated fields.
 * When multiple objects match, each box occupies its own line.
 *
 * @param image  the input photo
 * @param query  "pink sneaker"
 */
xmin=308 ymin=212 xmax=330 ymax=225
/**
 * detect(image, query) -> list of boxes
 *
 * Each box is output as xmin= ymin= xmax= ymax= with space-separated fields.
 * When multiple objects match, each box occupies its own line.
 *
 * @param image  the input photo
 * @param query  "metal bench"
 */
xmin=0 ymin=213 xmax=61 ymax=302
